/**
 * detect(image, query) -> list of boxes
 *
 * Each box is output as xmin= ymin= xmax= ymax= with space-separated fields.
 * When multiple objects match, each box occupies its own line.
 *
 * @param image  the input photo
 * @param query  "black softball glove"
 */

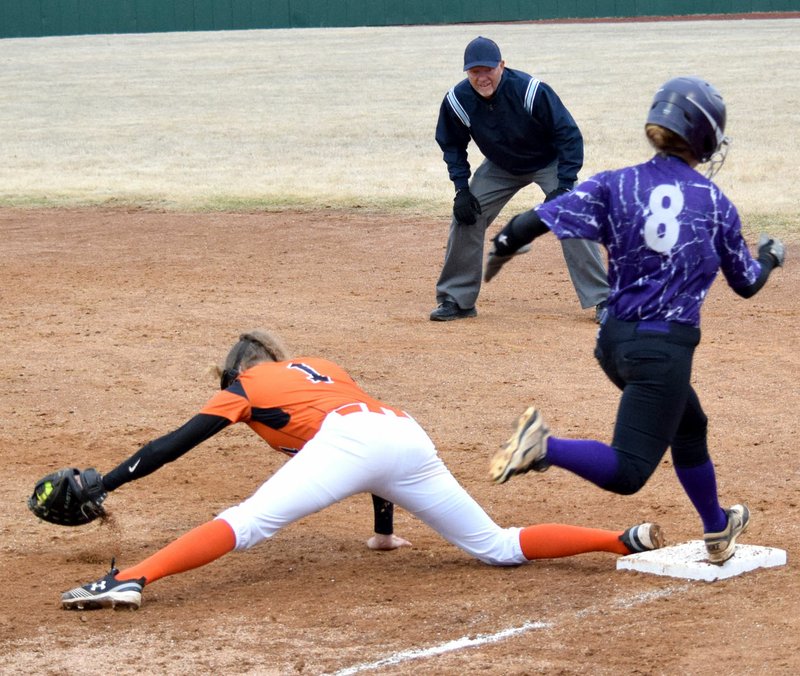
xmin=28 ymin=468 xmax=107 ymax=526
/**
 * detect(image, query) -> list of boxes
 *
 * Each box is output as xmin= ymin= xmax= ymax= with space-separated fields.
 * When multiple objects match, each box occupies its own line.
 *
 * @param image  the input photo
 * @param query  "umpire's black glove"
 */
xmin=453 ymin=188 xmax=482 ymax=225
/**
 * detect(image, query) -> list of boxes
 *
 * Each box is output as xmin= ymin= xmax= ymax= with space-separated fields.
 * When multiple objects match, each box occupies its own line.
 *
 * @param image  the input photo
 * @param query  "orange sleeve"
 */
xmin=199 ymin=389 xmax=251 ymax=423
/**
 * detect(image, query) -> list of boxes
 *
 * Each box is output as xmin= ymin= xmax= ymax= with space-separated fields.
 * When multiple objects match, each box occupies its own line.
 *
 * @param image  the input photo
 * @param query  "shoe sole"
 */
xmin=638 ymin=523 xmax=665 ymax=551
xmin=621 ymin=523 xmax=665 ymax=553
xmin=490 ymin=407 xmax=548 ymax=484
xmin=62 ymin=591 xmax=142 ymax=610
xmin=648 ymin=524 xmax=665 ymax=550
xmin=706 ymin=506 xmax=751 ymax=565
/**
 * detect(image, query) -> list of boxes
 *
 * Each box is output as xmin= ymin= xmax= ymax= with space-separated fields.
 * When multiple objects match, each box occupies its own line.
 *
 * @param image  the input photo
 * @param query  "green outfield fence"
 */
xmin=0 ymin=0 xmax=798 ymax=38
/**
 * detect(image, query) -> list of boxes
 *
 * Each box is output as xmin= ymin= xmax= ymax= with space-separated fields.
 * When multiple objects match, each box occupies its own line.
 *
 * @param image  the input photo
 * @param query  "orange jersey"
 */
xmin=200 ymin=357 xmax=404 ymax=455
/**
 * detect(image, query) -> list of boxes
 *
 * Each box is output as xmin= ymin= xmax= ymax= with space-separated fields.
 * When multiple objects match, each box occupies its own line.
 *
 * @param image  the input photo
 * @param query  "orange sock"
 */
xmin=117 ymin=518 xmax=237 ymax=585
xmin=519 ymin=523 xmax=628 ymax=559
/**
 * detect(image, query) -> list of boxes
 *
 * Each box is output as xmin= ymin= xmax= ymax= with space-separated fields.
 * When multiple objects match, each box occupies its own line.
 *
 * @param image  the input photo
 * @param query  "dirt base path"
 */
xmin=1 ymin=208 xmax=797 ymax=674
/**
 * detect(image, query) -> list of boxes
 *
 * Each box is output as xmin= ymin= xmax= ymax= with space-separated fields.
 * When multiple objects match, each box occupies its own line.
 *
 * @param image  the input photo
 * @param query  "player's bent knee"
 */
xmin=603 ymin=462 xmax=656 ymax=495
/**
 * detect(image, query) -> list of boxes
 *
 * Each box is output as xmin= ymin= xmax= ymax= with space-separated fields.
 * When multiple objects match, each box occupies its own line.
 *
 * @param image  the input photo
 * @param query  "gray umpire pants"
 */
xmin=435 ymin=159 xmax=609 ymax=310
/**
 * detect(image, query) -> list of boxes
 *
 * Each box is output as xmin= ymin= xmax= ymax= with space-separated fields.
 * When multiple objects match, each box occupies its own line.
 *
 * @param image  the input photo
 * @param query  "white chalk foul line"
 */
xmin=330 ymin=620 xmax=552 ymax=676
xmin=330 ymin=583 xmax=690 ymax=675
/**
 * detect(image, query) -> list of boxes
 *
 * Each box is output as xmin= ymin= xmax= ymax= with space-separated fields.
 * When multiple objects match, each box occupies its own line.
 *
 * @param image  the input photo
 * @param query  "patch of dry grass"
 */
xmin=0 ymin=19 xmax=798 ymax=231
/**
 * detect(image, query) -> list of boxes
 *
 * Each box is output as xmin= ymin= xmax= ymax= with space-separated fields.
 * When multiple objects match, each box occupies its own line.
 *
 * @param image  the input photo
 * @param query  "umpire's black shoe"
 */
xmin=61 ymin=560 xmax=144 ymax=610
xmin=429 ymin=301 xmax=477 ymax=321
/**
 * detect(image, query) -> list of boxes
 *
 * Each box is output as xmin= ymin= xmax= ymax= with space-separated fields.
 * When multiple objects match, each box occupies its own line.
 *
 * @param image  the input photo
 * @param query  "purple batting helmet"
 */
xmin=646 ymin=76 xmax=727 ymax=163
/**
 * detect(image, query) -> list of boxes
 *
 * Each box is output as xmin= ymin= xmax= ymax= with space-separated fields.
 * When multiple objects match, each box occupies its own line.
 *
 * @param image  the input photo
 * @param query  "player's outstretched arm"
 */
xmin=28 ymin=414 xmax=231 ymax=526
xmin=102 ymin=413 xmax=231 ymax=491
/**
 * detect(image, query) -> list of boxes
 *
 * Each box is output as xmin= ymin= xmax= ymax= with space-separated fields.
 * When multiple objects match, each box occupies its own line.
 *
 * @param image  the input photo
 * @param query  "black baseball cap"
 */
xmin=463 ymin=36 xmax=502 ymax=70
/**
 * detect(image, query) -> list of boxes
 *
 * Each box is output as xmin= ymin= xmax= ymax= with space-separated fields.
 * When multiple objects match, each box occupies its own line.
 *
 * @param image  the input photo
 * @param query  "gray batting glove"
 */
xmin=758 ymin=233 xmax=785 ymax=267
xmin=484 ymin=243 xmax=532 ymax=282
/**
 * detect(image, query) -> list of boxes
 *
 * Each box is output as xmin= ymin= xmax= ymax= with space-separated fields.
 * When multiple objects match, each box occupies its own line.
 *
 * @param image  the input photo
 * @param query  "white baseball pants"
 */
xmin=218 ymin=408 xmax=526 ymax=566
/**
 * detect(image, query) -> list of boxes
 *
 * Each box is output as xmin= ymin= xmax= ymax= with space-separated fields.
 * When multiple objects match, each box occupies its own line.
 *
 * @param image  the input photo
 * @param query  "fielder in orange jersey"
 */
xmin=60 ymin=329 xmax=664 ymax=610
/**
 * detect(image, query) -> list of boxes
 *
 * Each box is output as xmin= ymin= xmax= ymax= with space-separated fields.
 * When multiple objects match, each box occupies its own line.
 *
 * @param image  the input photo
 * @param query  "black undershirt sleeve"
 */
xmin=732 ymin=252 xmax=776 ymax=299
xmin=508 ymin=208 xmax=550 ymax=242
xmin=493 ymin=209 xmax=550 ymax=256
xmin=102 ymin=413 xmax=231 ymax=491
xmin=372 ymin=494 xmax=394 ymax=535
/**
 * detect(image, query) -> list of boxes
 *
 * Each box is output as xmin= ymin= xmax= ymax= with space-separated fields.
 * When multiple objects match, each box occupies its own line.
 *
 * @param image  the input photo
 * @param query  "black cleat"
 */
xmin=620 ymin=523 xmax=665 ymax=554
xmin=61 ymin=560 xmax=144 ymax=610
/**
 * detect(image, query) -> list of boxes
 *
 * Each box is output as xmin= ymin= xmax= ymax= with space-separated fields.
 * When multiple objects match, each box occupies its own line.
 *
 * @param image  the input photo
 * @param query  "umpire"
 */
xmin=431 ymin=36 xmax=609 ymax=322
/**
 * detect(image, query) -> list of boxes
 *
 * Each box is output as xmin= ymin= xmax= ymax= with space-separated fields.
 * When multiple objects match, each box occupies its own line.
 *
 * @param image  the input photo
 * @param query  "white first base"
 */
xmin=617 ymin=540 xmax=787 ymax=581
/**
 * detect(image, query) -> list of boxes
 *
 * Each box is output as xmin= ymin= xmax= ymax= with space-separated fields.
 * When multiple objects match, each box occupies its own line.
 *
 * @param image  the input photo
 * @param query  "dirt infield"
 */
xmin=1 ymin=207 xmax=797 ymax=674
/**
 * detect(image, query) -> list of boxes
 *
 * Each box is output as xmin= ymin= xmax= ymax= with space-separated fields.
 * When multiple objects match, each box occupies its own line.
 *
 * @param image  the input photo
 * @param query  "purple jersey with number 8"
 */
xmin=536 ymin=154 xmax=762 ymax=326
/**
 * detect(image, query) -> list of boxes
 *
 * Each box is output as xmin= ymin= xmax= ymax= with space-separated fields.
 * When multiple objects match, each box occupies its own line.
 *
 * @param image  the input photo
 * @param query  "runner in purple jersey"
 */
xmin=482 ymin=77 xmax=786 ymax=564
xmin=523 ymin=155 xmax=759 ymax=327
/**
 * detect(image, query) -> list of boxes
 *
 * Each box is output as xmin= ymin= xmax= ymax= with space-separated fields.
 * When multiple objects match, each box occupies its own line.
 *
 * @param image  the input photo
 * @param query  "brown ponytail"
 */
xmin=645 ymin=124 xmax=697 ymax=164
xmin=217 ymin=329 xmax=291 ymax=388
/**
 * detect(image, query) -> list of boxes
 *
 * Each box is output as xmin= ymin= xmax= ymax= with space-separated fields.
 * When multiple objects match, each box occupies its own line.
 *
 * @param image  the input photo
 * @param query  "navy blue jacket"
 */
xmin=436 ymin=67 xmax=583 ymax=191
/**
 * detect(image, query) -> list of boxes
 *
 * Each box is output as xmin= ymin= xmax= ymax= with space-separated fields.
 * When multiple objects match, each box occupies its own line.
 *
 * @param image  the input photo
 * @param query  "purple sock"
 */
xmin=547 ymin=437 xmax=619 ymax=487
xmin=674 ymin=460 xmax=727 ymax=533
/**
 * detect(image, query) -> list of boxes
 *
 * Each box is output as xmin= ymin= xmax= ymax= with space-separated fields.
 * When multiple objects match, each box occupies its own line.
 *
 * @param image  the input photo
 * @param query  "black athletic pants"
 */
xmin=594 ymin=316 xmax=709 ymax=495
